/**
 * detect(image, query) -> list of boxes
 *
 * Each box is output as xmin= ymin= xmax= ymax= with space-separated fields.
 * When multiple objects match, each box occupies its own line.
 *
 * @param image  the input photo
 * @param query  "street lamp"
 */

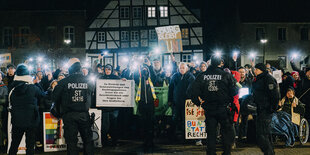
xmin=260 ymin=39 xmax=268 ymax=63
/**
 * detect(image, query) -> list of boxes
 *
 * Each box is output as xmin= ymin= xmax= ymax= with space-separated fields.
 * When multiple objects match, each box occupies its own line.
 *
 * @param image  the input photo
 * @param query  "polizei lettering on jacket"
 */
xmin=67 ymin=83 xmax=88 ymax=89
xmin=203 ymin=75 xmax=222 ymax=81
xmin=67 ymin=83 xmax=88 ymax=102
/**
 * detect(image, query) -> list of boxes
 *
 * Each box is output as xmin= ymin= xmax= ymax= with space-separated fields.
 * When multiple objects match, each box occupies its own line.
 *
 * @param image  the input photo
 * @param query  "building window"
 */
xmin=148 ymin=7 xmax=156 ymax=18
xmin=121 ymin=31 xmax=129 ymax=41
xmin=47 ymin=27 xmax=56 ymax=46
xmin=133 ymin=7 xmax=142 ymax=18
xmin=278 ymin=28 xmax=287 ymax=41
xmin=3 ymin=28 xmax=13 ymax=47
xmin=159 ymin=6 xmax=168 ymax=17
xmin=120 ymin=7 xmax=129 ymax=18
xmin=19 ymin=27 xmax=30 ymax=45
xmin=181 ymin=28 xmax=189 ymax=39
xmin=131 ymin=31 xmax=139 ymax=41
xmin=182 ymin=54 xmax=192 ymax=62
xmin=301 ymin=28 xmax=309 ymax=41
xmin=98 ymin=32 xmax=105 ymax=42
xmin=256 ymin=28 xmax=265 ymax=41
xmin=64 ymin=26 xmax=75 ymax=44
xmin=149 ymin=30 xmax=157 ymax=41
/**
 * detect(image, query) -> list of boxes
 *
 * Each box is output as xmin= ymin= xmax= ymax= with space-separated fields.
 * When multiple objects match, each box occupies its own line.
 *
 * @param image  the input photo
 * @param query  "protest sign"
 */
xmin=273 ymin=70 xmax=282 ymax=83
xmin=155 ymin=25 xmax=183 ymax=53
xmin=77 ymin=108 xmax=102 ymax=148
xmin=43 ymin=112 xmax=66 ymax=152
xmin=185 ymin=99 xmax=207 ymax=139
xmin=96 ymin=79 xmax=135 ymax=107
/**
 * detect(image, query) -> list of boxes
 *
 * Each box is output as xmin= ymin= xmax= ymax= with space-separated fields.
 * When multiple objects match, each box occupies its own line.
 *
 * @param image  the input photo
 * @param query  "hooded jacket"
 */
xmin=10 ymin=76 xmax=46 ymax=128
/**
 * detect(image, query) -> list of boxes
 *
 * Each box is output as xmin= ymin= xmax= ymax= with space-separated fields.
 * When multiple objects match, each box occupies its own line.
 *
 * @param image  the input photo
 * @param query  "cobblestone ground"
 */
xmin=2 ymin=140 xmax=310 ymax=155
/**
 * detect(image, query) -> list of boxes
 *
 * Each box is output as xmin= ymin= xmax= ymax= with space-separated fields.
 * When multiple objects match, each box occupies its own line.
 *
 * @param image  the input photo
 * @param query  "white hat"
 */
xmin=67 ymin=58 xmax=80 ymax=68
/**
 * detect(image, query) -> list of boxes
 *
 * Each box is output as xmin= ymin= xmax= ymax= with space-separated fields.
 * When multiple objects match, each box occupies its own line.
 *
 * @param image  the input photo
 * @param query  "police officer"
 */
xmin=191 ymin=55 xmax=239 ymax=155
xmin=252 ymin=63 xmax=279 ymax=155
xmin=52 ymin=58 xmax=94 ymax=155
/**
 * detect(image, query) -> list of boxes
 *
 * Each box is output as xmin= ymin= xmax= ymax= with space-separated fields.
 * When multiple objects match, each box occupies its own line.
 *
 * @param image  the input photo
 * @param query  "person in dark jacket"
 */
xmin=191 ymin=55 xmax=239 ymax=155
xmin=52 ymin=58 xmax=94 ymax=155
xmin=3 ymin=64 xmax=15 ymax=90
xmin=252 ymin=63 xmax=280 ymax=155
xmin=168 ymin=62 xmax=195 ymax=141
xmin=151 ymin=59 xmax=166 ymax=87
xmin=98 ymin=64 xmax=122 ymax=146
xmin=280 ymin=72 xmax=295 ymax=98
xmin=290 ymin=60 xmax=310 ymax=120
xmin=136 ymin=64 xmax=157 ymax=151
xmin=8 ymin=64 xmax=46 ymax=155
xmin=0 ymin=74 xmax=8 ymax=148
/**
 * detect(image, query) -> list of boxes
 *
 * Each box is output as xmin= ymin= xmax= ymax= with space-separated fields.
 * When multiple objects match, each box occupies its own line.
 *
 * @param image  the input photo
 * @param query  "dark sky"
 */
xmin=1 ymin=0 xmax=310 ymax=22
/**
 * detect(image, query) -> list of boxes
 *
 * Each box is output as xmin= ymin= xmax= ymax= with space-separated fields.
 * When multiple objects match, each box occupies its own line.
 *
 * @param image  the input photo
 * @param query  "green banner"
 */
xmin=134 ymin=86 xmax=172 ymax=116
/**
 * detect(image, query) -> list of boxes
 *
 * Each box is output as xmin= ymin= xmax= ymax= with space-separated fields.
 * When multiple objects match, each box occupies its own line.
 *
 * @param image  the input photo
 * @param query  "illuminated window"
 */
xmin=64 ymin=26 xmax=75 ymax=44
xmin=181 ymin=28 xmax=189 ymax=39
xmin=148 ymin=7 xmax=156 ymax=18
xmin=159 ymin=6 xmax=168 ymax=17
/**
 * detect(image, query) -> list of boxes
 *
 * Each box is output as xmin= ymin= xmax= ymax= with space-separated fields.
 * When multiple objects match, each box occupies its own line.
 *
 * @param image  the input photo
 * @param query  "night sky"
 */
xmin=1 ymin=0 xmax=310 ymax=22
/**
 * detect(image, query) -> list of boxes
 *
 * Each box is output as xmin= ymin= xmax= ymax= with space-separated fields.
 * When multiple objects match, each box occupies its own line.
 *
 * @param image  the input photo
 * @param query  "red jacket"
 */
xmin=231 ymin=71 xmax=240 ymax=123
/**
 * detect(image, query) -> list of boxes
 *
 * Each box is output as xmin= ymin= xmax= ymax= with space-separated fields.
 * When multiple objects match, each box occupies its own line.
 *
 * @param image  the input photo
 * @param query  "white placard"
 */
xmin=273 ymin=70 xmax=282 ymax=83
xmin=7 ymin=113 xmax=26 ymax=154
xmin=185 ymin=100 xmax=207 ymax=139
xmin=77 ymin=109 xmax=102 ymax=148
xmin=239 ymin=88 xmax=249 ymax=98
xmin=96 ymin=79 xmax=135 ymax=107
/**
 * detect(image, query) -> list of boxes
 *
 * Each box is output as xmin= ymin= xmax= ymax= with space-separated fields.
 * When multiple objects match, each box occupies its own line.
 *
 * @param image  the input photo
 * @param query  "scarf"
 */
xmin=135 ymin=70 xmax=156 ymax=102
xmin=13 ymin=75 xmax=33 ymax=84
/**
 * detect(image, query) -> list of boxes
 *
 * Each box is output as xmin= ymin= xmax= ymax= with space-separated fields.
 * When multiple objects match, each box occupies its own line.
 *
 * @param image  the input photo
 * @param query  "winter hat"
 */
xmin=255 ymin=63 xmax=267 ymax=72
xmin=67 ymin=58 xmax=81 ymax=74
xmin=16 ymin=64 xmax=30 ymax=76
xmin=67 ymin=58 xmax=80 ymax=69
xmin=287 ymin=86 xmax=295 ymax=92
xmin=7 ymin=64 xmax=16 ymax=69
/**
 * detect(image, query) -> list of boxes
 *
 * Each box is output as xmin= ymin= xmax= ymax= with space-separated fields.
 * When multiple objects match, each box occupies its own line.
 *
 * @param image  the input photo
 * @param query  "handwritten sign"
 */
xmin=155 ymin=25 xmax=183 ymax=53
xmin=96 ymin=79 xmax=135 ymax=107
xmin=43 ymin=112 xmax=67 ymax=152
xmin=185 ymin=99 xmax=207 ymax=139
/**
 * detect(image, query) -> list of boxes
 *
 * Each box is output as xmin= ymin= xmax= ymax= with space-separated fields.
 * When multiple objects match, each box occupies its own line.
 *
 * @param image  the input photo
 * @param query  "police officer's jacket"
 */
xmin=52 ymin=72 xmax=93 ymax=115
xmin=252 ymin=71 xmax=280 ymax=115
xmin=191 ymin=66 xmax=238 ymax=111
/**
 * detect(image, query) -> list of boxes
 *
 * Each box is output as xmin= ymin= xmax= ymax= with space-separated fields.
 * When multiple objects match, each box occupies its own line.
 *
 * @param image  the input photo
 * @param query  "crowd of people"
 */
xmin=0 ymin=53 xmax=309 ymax=155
